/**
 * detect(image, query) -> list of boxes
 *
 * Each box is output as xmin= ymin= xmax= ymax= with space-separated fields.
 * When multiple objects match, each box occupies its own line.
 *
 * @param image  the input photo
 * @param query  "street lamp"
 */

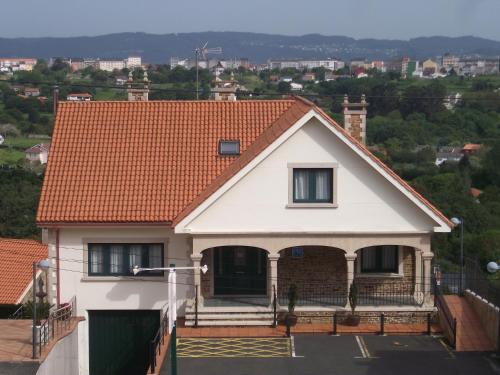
xmin=32 ymin=259 xmax=50 ymax=359
xmin=451 ymin=217 xmax=464 ymax=293
xmin=487 ymin=262 xmax=499 ymax=274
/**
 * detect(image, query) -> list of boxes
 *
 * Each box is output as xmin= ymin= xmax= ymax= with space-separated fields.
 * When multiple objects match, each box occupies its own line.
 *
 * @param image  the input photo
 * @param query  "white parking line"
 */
xmin=290 ymin=336 xmax=304 ymax=358
xmin=355 ymin=336 xmax=369 ymax=358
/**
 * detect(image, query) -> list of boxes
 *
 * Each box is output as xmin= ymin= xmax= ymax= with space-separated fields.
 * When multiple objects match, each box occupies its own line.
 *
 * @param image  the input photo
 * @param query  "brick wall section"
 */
xmin=278 ymin=246 xmax=347 ymax=301
xmin=293 ymin=310 xmax=435 ymax=324
xmin=348 ymin=114 xmax=362 ymax=143
xmin=200 ymin=249 xmax=212 ymax=298
xmin=354 ymin=246 xmax=416 ymax=295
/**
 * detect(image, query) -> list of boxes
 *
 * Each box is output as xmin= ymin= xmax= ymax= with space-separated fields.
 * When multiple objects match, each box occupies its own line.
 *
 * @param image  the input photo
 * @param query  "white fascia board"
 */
xmin=174 ymin=110 xmax=317 ymax=233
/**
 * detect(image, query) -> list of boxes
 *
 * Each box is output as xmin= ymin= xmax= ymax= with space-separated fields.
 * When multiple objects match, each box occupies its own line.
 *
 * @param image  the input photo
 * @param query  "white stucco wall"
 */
xmin=36 ymin=322 xmax=80 ymax=375
xmin=48 ymin=227 xmax=192 ymax=375
xmin=184 ymin=117 xmax=437 ymax=233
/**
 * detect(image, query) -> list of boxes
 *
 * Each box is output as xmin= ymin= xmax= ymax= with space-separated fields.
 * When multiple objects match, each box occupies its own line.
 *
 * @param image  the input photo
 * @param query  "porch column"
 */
xmin=422 ymin=253 xmax=434 ymax=305
xmin=414 ymin=250 xmax=423 ymax=296
xmin=268 ymin=254 xmax=280 ymax=306
xmin=191 ymin=254 xmax=203 ymax=304
xmin=345 ymin=254 xmax=357 ymax=308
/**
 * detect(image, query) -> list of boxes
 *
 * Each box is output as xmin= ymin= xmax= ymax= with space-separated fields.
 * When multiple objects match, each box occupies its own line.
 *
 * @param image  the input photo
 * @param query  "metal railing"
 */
xmin=149 ymin=308 xmax=169 ymax=375
xmin=355 ymin=281 xmax=424 ymax=306
xmin=277 ymin=280 xmax=425 ymax=307
xmin=8 ymin=305 xmax=24 ymax=319
xmin=465 ymin=258 xmax=500 ymax=307
xmin=37 ymin=296 xmax=76 ymax=357
xmin=433 ymin=277 xmax=457 ymax=348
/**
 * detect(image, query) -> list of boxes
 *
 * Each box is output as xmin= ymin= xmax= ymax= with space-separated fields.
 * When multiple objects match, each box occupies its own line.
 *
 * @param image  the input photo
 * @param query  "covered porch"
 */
xmin=188 ymin=233 xmax=434 ymax=315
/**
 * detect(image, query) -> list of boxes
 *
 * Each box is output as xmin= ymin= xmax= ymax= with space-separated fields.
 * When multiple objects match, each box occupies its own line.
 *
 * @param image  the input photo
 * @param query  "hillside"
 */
xmin=1 ymin=32 xmax=500 ymax=63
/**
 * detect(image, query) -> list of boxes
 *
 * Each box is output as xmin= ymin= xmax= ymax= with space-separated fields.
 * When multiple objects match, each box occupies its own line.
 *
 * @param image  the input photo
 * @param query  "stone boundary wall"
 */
xmin=464 ymin=289 xmax=499 ymax=350
xmin=290 ymin=310 xmax=435 ymax=324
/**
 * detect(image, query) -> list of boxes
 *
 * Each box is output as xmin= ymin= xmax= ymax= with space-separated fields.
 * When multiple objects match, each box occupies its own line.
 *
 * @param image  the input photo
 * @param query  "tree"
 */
xmin=277 ymin=81 xmax=291 ymax=93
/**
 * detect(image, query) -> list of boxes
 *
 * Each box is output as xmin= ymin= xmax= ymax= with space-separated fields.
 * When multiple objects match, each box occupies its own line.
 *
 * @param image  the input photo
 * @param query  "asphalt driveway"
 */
xmin=161 ymin=335 xmax=500 ymax=375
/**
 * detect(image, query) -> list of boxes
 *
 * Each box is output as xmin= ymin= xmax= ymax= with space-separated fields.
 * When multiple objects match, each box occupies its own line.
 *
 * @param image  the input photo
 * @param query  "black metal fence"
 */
xmin=277 ymin=280 xmax=426 ymax=307
xmin=433 ymin=277 xmax=457 ymax=348
xmin=464 ymin=258 xmax=500 ymax=307
xmin=148 ymin=309 xmax=169 ymax=374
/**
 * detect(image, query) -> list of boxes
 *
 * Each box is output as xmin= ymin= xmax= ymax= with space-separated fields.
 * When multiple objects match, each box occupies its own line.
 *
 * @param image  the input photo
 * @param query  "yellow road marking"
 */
xmin=177 ymin=337 xmax=292 ymax=358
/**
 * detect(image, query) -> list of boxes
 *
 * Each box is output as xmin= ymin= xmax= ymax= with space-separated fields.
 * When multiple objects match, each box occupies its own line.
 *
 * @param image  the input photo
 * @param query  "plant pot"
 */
xmin=285 ymin=313 xmax=298 ymax=327
xmin=344 ymin=314 xmax=360 ymax=326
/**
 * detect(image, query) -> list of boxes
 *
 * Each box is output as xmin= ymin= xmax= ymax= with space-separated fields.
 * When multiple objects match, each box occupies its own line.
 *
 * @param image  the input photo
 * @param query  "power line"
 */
xmin=3 ymin=78 xmax=500 ymax=102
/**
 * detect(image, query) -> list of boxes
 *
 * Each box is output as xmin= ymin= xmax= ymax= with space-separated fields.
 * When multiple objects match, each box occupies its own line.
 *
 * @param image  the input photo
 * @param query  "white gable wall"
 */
xmin=184 ymin=117 xmax=437 ymax=233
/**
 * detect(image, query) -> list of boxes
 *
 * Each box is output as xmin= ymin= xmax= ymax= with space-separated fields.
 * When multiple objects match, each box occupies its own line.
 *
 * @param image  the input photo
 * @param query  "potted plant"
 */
xmin=284 ymin=284 xmax=298 ymax=328
xmin=346 ymin=283 xmax=360 ymax=326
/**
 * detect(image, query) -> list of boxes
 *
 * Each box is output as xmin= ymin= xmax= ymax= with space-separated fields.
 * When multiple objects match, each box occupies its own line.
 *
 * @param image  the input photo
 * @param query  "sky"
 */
xmin=2 ymin=0 xmax=500 ymax=40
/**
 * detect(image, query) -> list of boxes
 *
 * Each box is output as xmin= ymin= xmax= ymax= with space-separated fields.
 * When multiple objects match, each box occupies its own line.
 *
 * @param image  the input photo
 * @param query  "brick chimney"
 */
xmin=127 ymin=71 xmax=149 ymax=101
xmin=342 ymin=94 xmax=368 ymax=145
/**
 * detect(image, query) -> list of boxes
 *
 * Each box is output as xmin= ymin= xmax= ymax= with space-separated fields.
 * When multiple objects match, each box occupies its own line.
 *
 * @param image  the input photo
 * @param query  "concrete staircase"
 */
xmin=184 ymin=299 xmax=275 ymax=327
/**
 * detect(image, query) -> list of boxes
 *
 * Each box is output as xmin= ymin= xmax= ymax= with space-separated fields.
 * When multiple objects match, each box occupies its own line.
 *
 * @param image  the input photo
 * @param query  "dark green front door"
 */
xmin=89 ymin=310 xmax=159 ymax=375
xmin=214 ymin=246 xmax=267 ymax=295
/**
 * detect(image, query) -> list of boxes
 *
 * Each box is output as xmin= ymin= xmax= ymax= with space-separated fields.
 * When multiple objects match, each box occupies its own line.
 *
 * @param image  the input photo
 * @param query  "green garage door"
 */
xmin=89 ymin=310 xmax=160 ymax=375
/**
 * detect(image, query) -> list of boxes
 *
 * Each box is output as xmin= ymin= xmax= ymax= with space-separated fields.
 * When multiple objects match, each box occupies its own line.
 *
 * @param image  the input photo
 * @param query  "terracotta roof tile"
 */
xmin=0 ymin=238 xmax=48 ymax=304
xmin=37 ymin=100 xmax=300 ymax=224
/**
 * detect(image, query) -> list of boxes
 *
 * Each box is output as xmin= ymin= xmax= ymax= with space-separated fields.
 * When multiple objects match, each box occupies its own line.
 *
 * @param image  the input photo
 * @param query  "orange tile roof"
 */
xmin=37 ymin=100 xmax=301 ymax=224
xmin=0 ymin=238 xmax=48 ymax=304
xmin=462 ymin=144 xmax=482 ymax=151
xmin=37 ymin=97 xmax=451 ymax=228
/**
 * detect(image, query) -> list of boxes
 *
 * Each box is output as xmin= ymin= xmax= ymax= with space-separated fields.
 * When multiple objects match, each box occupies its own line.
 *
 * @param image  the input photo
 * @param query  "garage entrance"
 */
xmin=89 ymin=310 xmax=160 ymax=375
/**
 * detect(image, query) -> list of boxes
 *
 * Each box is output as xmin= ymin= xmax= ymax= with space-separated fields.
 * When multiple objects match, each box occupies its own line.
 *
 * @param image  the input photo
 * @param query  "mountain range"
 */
xmin=1 ymin=32 xmax=500 ymax=63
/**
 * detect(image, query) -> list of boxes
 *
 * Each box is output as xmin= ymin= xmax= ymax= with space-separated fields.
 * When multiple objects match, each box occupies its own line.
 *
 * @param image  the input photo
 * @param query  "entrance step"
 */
xmin=185 ymin=306 xmax=275 ymax=327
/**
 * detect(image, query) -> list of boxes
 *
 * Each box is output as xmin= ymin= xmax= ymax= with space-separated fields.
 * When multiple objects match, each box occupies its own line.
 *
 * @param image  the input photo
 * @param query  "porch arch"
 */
xmin=276 ymin=246 xmax=348 ymax=307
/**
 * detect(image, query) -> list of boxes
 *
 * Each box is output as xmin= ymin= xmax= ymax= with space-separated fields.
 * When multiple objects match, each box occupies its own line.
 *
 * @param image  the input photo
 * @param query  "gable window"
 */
xmin=360 ymin=246 xmax=398 ymax=273
xmin=293 ymin=168 xmax=333 ymax=203
xmin=219 ymin=140 xmax=240 ymax=155
xmin=88 ymin=243 xmax=164 ymax=276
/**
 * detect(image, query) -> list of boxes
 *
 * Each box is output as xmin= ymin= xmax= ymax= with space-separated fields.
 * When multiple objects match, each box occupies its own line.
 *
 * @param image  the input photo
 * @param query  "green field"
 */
xmin=4 ymin=136 xmax=50 ymax=149
xmin=0 ymin=147 xmax=25 ymax=166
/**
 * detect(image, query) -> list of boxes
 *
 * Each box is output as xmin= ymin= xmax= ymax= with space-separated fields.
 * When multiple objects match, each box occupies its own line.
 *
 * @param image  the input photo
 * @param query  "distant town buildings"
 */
xmin=268 ymin=58 xmax=344 ymax=71
xmin=0 ymin=58 xmax=37 ymax=72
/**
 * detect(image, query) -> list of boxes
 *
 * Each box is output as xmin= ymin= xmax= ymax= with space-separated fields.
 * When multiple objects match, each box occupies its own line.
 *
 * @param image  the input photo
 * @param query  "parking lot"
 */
xmin=164 ymin=335 xmax=500 ymax=375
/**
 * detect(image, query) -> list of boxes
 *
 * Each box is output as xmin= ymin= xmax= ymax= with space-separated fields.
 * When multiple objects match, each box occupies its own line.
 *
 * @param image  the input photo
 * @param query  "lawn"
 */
xmin=4 ymin=136 xmax=50 ymax=149
xmin=0 ymin=148 xmax=25 ymax=166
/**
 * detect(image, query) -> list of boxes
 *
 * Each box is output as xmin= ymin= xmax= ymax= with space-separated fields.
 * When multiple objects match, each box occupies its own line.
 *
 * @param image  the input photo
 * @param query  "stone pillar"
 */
xmin=191 ymin=254 xmax=203 ymax=305
xmin=415 ymin=249 xmax=423 ymax=295
xmin=345 ymin=253 xmax=357 ymax=308
xmin=268 ymin=254 xmax=280 ymax=306
xmin=422 ymin=253 xmax=434 ymax=305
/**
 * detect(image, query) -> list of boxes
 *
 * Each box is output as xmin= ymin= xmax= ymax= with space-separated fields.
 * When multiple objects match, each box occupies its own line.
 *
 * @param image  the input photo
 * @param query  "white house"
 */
xmin=25 ymin=143 xmax=50 ymax=164
xmin=37 ymin=97 xmax=452 ymax=374
xmin=66 ymin=93 xmax=93 ymax=101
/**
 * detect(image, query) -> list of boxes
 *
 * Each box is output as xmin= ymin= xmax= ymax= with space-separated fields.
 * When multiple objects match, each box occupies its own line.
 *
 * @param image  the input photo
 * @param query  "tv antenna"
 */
xmin=195 ymin=42 xmax=222 ymax=99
